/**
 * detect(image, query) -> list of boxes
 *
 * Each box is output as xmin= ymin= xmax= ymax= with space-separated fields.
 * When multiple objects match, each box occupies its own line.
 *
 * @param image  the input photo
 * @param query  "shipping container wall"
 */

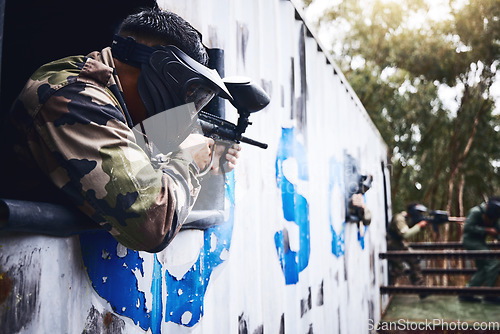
xmin=0 ymin=0 xmax=390 ymax=333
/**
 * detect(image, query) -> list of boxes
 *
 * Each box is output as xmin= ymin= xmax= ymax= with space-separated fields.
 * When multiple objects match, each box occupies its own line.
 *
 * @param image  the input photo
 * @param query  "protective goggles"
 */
xmin=111 ymin=35 xmax=232 ymax=117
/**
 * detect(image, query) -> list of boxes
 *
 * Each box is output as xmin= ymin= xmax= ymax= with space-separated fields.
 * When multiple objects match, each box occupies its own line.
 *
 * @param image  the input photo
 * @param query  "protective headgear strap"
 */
xmin=111 ymin=35 xmax=154 ymax=68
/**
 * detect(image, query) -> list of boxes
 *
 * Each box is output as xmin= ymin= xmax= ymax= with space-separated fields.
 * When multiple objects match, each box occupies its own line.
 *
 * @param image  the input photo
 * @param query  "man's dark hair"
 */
xmin=118 ymin=7 xmax=208 ymax=65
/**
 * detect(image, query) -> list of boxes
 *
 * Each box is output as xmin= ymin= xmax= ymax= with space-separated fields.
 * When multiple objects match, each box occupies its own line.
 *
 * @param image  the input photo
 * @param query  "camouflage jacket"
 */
xmin=387 ymin=211 xmax=422 ymax=245
xmin=1 ymin=47 xmax=201 ymax=252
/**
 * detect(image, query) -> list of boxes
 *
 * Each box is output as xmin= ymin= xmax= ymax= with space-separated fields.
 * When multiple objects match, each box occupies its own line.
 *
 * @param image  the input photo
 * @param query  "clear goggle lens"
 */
xmin=185 ymin=83 xmax=216 ymax=112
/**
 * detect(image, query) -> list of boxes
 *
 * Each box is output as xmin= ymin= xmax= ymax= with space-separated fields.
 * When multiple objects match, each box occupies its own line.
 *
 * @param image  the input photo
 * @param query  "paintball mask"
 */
xmin=486 ymin=198 xmax=500 ymax=220
xmin=111 ymin=34 xmax=232 ymax=117
xmin=407 ymin=203 xmax=428 ymax=226
xmin=359 ymin=175 xmax=373 ymax=194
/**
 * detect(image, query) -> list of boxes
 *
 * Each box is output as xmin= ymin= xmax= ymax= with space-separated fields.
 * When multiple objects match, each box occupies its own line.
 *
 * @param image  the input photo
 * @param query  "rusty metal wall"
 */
xmin=0 ymin=0 xmax=390 ymax=333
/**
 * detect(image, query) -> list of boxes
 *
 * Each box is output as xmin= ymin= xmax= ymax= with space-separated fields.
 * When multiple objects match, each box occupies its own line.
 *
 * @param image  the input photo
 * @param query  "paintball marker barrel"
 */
xmin=424 ymin=210 xmax=465 ymax=234
xmin=198 ymin=112 xmax=268 ymax=149
xmin=427 ymin=210 xmax=449 ymax=224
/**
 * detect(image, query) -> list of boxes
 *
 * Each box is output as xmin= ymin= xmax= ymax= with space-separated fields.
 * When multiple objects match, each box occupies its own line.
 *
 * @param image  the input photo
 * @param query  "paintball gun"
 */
xmin=423 ymin=210 xmax=465 ymax=234
xmin=136 ymin=77 xmax=270 ymax=151
xmin=199 ymin=77 xmax=270 ymax=149
xmin=134 ymin=77 xmax=270 ymax=174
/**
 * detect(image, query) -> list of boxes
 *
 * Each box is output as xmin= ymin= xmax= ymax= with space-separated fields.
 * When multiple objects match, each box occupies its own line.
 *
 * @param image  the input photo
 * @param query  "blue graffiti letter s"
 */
xmin=274 ymin=127 xmax=310 ymax=285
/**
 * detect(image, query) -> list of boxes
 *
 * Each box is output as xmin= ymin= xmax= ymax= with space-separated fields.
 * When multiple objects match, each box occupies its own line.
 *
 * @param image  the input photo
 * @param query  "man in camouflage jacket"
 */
xmin=0 ymin=8 xmax=240 ymax=252
xmin=386 ymin=202 xmax=429 ymax=287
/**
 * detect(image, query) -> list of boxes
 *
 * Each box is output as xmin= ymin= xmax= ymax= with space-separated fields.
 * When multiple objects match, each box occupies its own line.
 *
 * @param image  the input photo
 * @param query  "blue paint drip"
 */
xmin=274 ymin=127 xmax=311 ymax=285
xmin=331 ymin=222 xmax=346 ymax=257
xmin=151 ymin=255 xmax=162 ymax=334
xmin=357 ymin=194 xmax=368 ymax=250
xmin=80 ymin=172 xmax=235 ymax=330
xmin=328 ymin=157 xmax=345 ymax=257
xmin=274 ymin=231 xmax=299 ymax=284
xmin=357 ymin=226 xmax=366 ymax=249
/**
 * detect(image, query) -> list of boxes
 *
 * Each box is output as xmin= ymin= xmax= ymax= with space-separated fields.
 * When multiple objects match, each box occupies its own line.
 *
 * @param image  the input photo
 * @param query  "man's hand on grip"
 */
xmin=179 ymin=134 xmax=215 ymax=171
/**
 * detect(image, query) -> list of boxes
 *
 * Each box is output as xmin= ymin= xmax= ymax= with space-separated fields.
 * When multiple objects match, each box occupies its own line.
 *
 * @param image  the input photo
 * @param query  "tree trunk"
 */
xmin=457 ymin=174 xmax=465 ymax=217
xmin=446 ymin=83 xmax=486 ymax=212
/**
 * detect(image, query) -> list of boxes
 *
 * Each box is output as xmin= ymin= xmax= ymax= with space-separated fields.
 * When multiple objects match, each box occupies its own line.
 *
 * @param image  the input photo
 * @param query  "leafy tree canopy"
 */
xmin=304 ymin=0 xmax=500 ymax=215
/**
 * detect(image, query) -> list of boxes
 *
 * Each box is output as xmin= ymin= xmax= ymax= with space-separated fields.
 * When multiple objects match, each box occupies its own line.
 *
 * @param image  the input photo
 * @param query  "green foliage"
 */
xmin=306 ymin=0 xmax=500 ymax=215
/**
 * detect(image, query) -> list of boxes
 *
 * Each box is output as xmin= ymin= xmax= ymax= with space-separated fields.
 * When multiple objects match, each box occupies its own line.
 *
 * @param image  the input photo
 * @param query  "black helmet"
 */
xmin=486 ymin=197 xmax=500 ymax=220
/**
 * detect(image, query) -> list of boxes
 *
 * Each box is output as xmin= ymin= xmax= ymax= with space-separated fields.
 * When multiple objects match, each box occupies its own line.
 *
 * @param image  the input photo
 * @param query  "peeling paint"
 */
xmin=236 ymin=21 xmax=249 ymax=66
xmin=300 ymin=286 xmax=312 ymax=317
xmin=103 ymin=312 xmax=113 ymax=327
xmin=0 ymin=271 xmax=13 ymax=304
xmin=82 ymin=306 xmax=125 ymax=334
xmin=0 ymin=249 xmax=41 ymax=333
xmin=238 ymin=312 xmax=248 ymax=334
xmin=253 ymin=324 xmax=264 ymax=334
xmin=316 ymin=281 xmax=324 ymax=307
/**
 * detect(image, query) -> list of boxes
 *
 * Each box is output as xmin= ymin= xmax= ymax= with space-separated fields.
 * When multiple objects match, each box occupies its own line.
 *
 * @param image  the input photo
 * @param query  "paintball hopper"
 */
xmin=223 ymin=76 xmax=270 ymax=113
xmin=197 ymin=76 xmax=270 ymax=149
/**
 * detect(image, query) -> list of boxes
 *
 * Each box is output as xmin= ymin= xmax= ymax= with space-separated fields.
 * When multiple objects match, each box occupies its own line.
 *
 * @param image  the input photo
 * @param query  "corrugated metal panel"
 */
xmin=0 ymin=0 xmax=390 ymax=333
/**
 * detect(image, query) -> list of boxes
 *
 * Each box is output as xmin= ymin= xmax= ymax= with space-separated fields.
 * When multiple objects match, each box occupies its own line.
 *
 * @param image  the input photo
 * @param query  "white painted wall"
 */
xmin=0 ymin=0 xmax=390 ymax=333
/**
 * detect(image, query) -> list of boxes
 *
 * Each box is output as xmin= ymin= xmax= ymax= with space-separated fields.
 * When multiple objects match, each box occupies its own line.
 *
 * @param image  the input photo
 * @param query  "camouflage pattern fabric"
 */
xmin=1 ymin=47 xmax=201 ymax=252
xmin=386 ymin=212 xmax=424 ymax=285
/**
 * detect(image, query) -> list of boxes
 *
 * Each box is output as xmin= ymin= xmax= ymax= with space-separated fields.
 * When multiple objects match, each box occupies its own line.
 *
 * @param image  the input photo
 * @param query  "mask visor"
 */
xmin=185 ymin=83 xmax=216 ymax=112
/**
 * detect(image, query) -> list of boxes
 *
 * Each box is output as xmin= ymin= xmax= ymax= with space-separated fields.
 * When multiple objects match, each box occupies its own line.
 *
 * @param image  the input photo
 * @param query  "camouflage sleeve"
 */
xmin=392 ymin=212 xmax=409 ymax=237
xmin=31 ymin=81 xmax=200 ymax=252
xmin=401 ymin=224 xmax=421 ymax=240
